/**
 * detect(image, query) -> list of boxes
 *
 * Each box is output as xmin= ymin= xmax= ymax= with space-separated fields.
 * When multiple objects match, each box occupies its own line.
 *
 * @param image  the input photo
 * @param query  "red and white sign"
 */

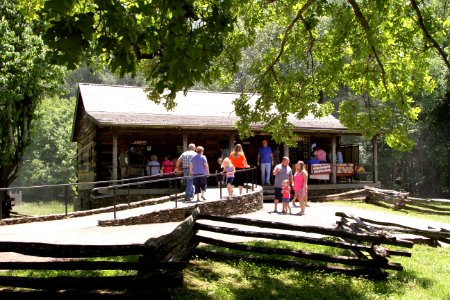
xmin=336 ymin=163 xmax=354 ymax=175
xmin=310 ymin=164 xmax=332 ymax=174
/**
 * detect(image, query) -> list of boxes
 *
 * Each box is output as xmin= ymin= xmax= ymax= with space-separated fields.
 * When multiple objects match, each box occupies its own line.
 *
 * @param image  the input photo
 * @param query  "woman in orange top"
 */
xmin=229 ymin=144 xmax=250 ymax=195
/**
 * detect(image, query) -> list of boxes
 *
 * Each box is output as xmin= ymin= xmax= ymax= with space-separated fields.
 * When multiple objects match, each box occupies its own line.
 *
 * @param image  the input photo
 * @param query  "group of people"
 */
xmin=177 ymin=143 xmax=251 ymax=201
xmin=175 ymin=144 xmax=210 ymax=202
xmin=121 ymin=140 xmax=310 ymax=215
xmin=255 ymin=139 xmax=309 ymax=215
xmin=220 ymin=143 xmax=250 ymax=199
xmin=306 ymin=145 xmax=343 ymax=165
xmin=177 ymin=140 xmax=309 ymax=215
xmin=150 ymin=155 xmax=179 ymax=176
xmin=118 ymin=148 xmax=178 ymax=179
xmin=273 ymin=156 xmax=309 ymax=215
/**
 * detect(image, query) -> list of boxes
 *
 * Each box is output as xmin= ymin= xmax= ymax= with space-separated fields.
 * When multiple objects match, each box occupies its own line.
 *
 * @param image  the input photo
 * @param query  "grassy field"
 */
xmin=169 ymin=201 xmax=450 ymax=299
xmin=171 ymin=242 xmax=450 ymax=300
xmin=3 ymin=242 xmax=448 ymax=299
xmin=331 ymin=200 xmax=450 ymax=224
xmin=9 ymin=200 xmax=74 ymax=217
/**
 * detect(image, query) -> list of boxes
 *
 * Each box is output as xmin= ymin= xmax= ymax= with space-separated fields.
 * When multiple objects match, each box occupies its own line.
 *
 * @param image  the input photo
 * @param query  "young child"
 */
xmin=221 ymin=157 xmax=235 ymax=199
xmin=281 ymin=179 xmax=292 ymax=214
xmin=292 ymin=161 xmax=308 ymax=215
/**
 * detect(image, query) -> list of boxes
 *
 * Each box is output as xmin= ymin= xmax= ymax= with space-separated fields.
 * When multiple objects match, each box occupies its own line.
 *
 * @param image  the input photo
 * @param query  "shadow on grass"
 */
xmin=0 ymin=263 xmax=433 ymax=300
xmin=168 ymin=257 xmax=433 ymax=300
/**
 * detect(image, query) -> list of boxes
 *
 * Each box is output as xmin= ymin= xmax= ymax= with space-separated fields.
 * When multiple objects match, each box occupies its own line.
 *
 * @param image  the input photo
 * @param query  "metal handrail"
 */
xmin=0 ymin=174 xmax=170 ymax=220
xmin=1 ymin=167 xmax=257 ymax=220
xmin=90 ymin=166 xmax=257 ymax=219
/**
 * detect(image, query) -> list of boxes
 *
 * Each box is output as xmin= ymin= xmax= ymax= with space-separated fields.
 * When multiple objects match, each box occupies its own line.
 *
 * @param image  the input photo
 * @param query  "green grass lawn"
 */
xmin=330 ymin=200 xmax=450 ymax=224
xmin=3 ymin=199 xmax=449 ymax=299
xmin=10 ymin=200 xmax=74 ymax=217
xmin=171 ymin=242 xmax=450 ymax=300
xmin=170 ymin=200 xmax=450 ymax=300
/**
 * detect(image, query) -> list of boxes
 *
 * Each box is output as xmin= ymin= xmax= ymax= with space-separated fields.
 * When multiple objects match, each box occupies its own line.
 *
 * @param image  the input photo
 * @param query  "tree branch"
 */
xmin=410 ymin=0 xmax=450 ymax=72
xmin=347 ymin=0 xmax=387 ymax=90
xmin=260 ymin=0 xmax=314 ymax=82
xmin=299 ymin=15 xmax=316 ymax=85
xmin=133 ymin=43 xmax=162 ymax=60
xmin=270 ymin=66 xmax=280 ymax=84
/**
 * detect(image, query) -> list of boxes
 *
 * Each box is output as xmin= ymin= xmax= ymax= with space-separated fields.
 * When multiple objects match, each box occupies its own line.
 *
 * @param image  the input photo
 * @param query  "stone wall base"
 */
xmin=99 ymin=188 xmax=264 ymax=226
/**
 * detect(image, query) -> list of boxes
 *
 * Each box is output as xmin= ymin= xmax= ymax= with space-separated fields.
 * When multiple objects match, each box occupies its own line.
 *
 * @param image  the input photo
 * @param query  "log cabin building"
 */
xmin=72 ymin=83 xmax=380 ymax=209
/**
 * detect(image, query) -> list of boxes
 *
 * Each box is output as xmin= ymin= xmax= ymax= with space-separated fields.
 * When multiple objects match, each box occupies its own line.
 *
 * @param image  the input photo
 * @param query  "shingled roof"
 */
xmin=75 ymin=83 xmax=352 ymax=135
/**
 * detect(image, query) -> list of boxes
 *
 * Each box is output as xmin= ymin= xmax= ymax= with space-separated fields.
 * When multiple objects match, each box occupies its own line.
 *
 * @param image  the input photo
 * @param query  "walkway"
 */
xmin=1 ymin=186 xmax=449 ymax=258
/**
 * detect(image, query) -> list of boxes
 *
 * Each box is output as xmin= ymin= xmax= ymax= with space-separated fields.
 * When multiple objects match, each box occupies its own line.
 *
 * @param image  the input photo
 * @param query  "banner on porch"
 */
xmin=336 ymin=163 xmax=354 ymax=175
xmin=310 ymin=163 xmax=332 ymax=174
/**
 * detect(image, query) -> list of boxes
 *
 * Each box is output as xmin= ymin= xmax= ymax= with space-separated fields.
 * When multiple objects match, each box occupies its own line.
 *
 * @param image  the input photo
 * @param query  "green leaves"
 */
xmin=227 ymin=0 xmax=449 ymax=149
xmin=0 ymin=1 xmax=64 ymax=187
xmin=15 ymin=96 xmax=77 ymax=185
xmin=26 ymin=0 xmax=450 ymax=150
xmin=38 ymin=0 xmax=237 ymax=111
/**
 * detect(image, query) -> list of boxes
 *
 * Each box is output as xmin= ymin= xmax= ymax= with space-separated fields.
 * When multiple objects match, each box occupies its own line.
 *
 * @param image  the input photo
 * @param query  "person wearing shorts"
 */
xmin=272 ymin=156 xmax=293 ymax=213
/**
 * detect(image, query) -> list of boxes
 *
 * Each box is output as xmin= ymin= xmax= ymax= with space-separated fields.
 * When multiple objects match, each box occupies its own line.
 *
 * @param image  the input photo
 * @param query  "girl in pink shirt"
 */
xmin=281 ymin=179 xmax=292 ymax=214
xmin=292 ymin=161 xmax=308 ymax=215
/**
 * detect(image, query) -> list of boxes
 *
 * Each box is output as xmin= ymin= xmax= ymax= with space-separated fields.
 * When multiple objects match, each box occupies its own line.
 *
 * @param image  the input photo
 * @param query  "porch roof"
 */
xmin=75 ymin=83 xmax=353 ymax=137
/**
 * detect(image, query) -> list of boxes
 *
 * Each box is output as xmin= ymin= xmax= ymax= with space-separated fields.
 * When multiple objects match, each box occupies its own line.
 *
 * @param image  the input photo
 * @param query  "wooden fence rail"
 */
xmin=193 ymin=213 xmax=413 ymax=279
xmin=0 ymin=207 xmax=201 ymax=295
xmin=0 ymin=207 xmax=420 ymax=295
xmin=309 ymin=186 xmax=450 ymax=217
xmin=336 ymin=212 xmax=450 ymax=246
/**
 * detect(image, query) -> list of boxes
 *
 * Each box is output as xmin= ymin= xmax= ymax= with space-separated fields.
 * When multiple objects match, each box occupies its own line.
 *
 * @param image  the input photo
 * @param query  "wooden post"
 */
xmin=183 ymin=133 xmax=188 ymax=150
xmin=283 ymin=145 xmax=289 ymax=158
xmin=372 ymin=136 xmax=378 ymax=183
xmin=331 ymin=136 xmax=337 ymax=184
xmin=112 ymin=133 xmax=118 ymax=181
xmin=229 ymin=133 xmax=235 ymax=151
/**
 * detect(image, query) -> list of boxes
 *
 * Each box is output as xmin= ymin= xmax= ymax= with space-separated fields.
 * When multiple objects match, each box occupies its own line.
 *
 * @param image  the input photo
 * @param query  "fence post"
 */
xmin=65 ymin=185 xmax=69 ymax=216
xmin=175 ymin=178 xmax=178 ymax=208
xmin=252 ymin=167 xmax=255 ymax=191
xmin=127 ymin=182 xmax=131 ymax=206
xmin=246 ymin=168 xmax=249 ymax=193
xmin=219 ymin=174 xmax=222 ymax=200
xmin=113 ymin=186 xmax=117 ymax=219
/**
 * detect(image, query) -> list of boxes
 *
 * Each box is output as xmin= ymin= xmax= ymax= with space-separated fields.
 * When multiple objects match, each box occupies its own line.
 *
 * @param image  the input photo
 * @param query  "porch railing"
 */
xmin=0 ymin=166 xmax=257 ymax=221
xmin=90 ymin=166 xmax=258 ymax=219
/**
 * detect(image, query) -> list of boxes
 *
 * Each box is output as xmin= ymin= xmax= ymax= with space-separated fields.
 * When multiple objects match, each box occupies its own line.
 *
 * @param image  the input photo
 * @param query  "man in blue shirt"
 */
xmin=306 ymin=153 xmax=320 ymax=165
xmin=257 ymin=139 xmax=274 ymax=185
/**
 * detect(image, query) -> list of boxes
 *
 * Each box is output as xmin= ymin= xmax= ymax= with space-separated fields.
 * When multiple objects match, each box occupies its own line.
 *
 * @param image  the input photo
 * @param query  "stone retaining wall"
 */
xmin=2 ymin=187 xmax=263 ymax=227
xmin=98 ymin=187 xmax=264 ymax=226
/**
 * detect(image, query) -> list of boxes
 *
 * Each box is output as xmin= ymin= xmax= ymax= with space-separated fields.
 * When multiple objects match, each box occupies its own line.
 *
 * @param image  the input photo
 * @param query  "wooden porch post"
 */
xmin=183 ymin=133 xmax=188 ymax=150
xmin=373 ymin=136 xmax=378 ymax=183
xmin=112 ymin=133 xmax=118 ymax=181
xmin=283 ymin=145 xmax=289 ymax=158
xmin=229 ymin=134 xmax=235 ymax=151
xmin=331 ymin=136 xmax=337 ymax=184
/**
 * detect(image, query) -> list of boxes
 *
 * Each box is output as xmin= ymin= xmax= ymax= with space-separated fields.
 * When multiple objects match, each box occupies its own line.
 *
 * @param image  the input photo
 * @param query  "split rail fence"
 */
xmin=193 ymin=213 xmax=413 ymax=279
xmin=0 ymin=207 xmax=418 ymax=295
xmin=0 ymin=209 xmax=199 ymax=296
xmin=336 ymin=212 xmax=450 ymax=247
